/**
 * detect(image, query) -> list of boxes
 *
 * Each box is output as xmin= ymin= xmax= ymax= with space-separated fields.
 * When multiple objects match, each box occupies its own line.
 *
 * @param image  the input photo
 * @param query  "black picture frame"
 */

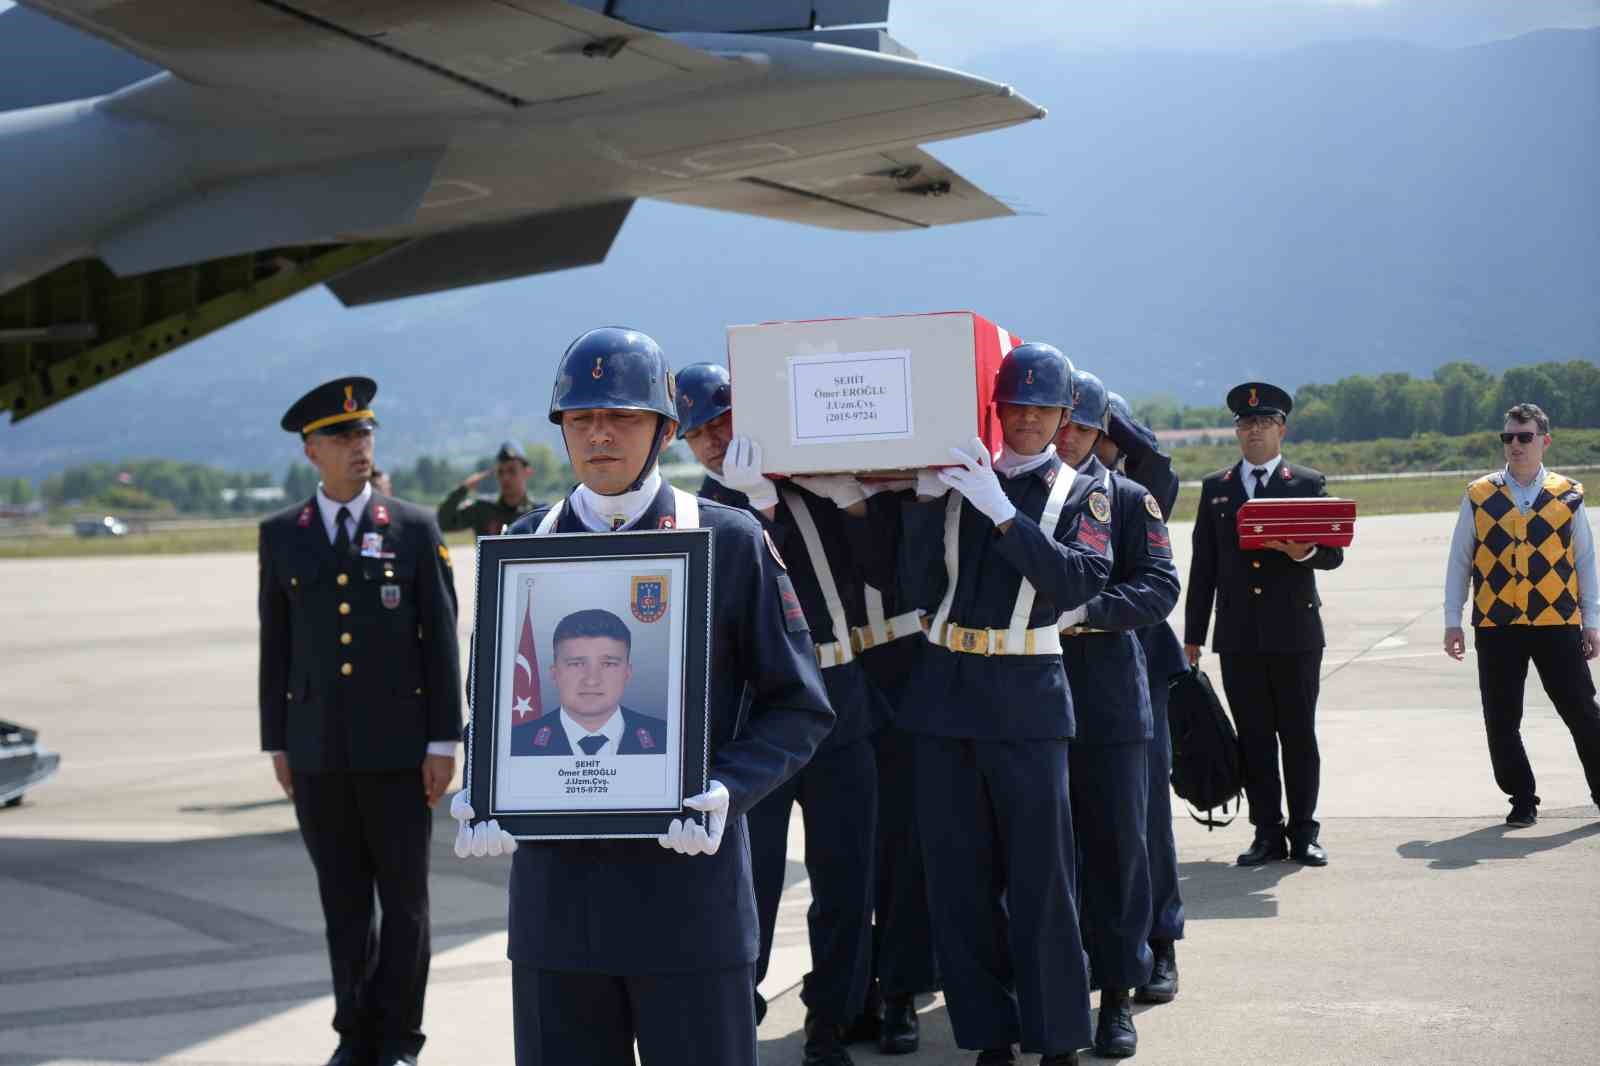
xmin=467 ymin=527 xmax=713 ymax=839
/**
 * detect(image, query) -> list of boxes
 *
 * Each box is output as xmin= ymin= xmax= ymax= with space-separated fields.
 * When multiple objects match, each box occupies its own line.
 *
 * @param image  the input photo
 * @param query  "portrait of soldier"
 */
xmin=510 ymin=607 xmax=669 ymax=757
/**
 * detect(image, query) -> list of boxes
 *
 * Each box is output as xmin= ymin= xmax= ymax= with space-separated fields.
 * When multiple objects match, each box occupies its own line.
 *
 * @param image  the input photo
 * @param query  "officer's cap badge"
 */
xmin=1247 ymin=387 xmax=1259 ymax=407
xmin=592 ymin=356 xmax=605 ymax=379
xmin=342 ymin=385 xmax=357 ymax=413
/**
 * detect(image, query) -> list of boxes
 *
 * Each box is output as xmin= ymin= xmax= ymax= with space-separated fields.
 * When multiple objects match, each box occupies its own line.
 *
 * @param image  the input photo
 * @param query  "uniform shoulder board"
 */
xmin=1221 ymin=467 xmax=1234 ymax=482
xmin=373 ymin=503 xmax=391 ymax=526
xmin=1281 ymin=463 xmax=1293 ymax=480
xmin=297 ymin=504 xmax=313 ymax=528
xmin=533 ymin=726 xmax=551 ymax=748
xmin=1143 ymin=494 xmax=1163 ymax=520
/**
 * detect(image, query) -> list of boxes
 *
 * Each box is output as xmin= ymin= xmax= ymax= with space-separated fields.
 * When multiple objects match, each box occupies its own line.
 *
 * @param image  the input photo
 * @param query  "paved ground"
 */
xmin=2 ymin=509 xmax=1597 ymax=1065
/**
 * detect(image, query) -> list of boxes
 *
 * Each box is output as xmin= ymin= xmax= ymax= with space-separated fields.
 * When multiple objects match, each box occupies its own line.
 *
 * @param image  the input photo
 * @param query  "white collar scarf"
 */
xmin=994 ymin=442 xmax=1057 ymax=479
xmin=570 ymin=470 xmax=663 ymax=532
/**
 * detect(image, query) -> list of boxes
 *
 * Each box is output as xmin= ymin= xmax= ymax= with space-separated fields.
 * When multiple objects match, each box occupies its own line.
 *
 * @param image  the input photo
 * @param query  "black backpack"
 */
xmin=1165 ymin=667 xmax=1243 ymax=829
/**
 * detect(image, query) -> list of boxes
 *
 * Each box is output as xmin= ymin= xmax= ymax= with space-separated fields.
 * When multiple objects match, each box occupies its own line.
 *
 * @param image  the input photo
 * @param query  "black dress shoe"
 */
xmin=375 ymin=1056 xmax=417 ymax=1066
xmin=325 ymin=1044 xmax=374 ymax=1066
xmin=839 ymin=984 xmax=881 ymax=1045
xmin=1506 ymin=801 xmax=1537 ymax=828
xmin=1039 ymin=1053 xmax=1080 ymax=1065
xmin=1134 ymin=939 xmax=1178 ymax=1004
xmin=803 ymin=1007 xmax=856 ymax=1066
xmin=1237 ymin=831 xmax=1287 ymax=867
xmin=754 ymin=989 xmax=768 ymax=1025
xmin=878 ymin=994 xmax=919 ymax=1055
xmin=1094 ymin=989 xmax=1137 ymax=1058
xmin=1290 ymin=836 xmax=1328 ymax=866
xmin=975 ymin=1048 xmax=1016 ymax=1066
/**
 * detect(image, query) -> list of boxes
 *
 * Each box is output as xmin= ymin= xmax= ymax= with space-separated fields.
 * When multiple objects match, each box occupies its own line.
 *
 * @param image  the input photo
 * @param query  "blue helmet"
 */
xmin=548 ymin=327 xmax=677 ymax=426
xmin=1068 ymin=369 xmax=1109 ymax=431
xmin=993 ymin=342 xmax=1075 ymax=409
xmin=673 ymin=362 xmax=732 ymax=439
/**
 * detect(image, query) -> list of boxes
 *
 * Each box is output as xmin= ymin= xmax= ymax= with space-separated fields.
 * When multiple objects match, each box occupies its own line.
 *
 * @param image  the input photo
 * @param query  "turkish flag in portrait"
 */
xmin=512 ymin=583 xmax=541 ymax=724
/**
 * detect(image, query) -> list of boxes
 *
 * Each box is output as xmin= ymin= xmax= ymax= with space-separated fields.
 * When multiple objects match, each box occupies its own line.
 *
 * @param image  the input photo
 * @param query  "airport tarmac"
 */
xmin=1 ymin=508 xmax=1597 ymax=1065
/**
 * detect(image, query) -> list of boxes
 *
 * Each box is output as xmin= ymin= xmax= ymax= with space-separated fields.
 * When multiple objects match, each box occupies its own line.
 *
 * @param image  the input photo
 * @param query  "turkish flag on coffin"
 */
xmin=512 ymin=586 xmax=542 ymax=724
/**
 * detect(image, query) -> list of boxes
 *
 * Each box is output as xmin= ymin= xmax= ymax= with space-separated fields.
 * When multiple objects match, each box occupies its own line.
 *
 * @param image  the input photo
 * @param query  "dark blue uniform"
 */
xmin=510 ymin=706 xmax=669 ymax=756
xmin=699 ymin=476 xmax=882 ymax=1029
xmin=1111 ymin=426 xmax=1189 ymax=945
xmin=855 ymin=488 xmax=940 ymax=1006
xmin=503 ymin=481 xmax=835 ymax=1066
xmin=898 ymin=456 xmax=1112 ymax=1056
xmin=1061 ymin=457 xmax=1181 ymax=993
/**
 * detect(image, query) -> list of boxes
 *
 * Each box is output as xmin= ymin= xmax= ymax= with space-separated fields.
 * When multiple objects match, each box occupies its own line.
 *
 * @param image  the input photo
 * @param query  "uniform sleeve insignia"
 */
xmin=438 ymin=543 xmax=452 ymax=566
xmin=373 ymin=503 xmax=390 ymax=526
xmin=1077 ymin=521 xmax=1110 ymax=556
xmin=297 ymin=504 xmax=313 ymax=528
xmin=1088 ymin=491 xmax=1112 ymax=524
xmin=533 ymin=726 xmax=551 ymax=748
xmin=1143 ymin=494 xmax=1162 ymax=519
xmin=636 ymin=727 xmax=656 ymax=751
xmin=763 ymin=528 xmax=786 ymax=569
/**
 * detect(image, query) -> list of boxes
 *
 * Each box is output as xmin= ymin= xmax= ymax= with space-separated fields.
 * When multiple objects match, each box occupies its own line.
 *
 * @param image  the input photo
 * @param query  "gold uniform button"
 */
xmin=340 ymin=632 xmax=352 ymax=646
xmin=336 ymin=573 xmax=349 ymax=587
xmin=286 ymin=691 xmax=294 ymax=701
xmin=415 ymin=687 xmax=423 ymax=696
xmin=1253 ymin=587 xmax=1263 ymax=595
xmin=339 ymin=602 xmax=351 ymax=616
xmin=290 ymin=577 xmax=299 ymax=587
xmin=341 ymin=663 xmax=353 ymax=677
xmin=1252 ymin=560 xmax=1261 ymax=569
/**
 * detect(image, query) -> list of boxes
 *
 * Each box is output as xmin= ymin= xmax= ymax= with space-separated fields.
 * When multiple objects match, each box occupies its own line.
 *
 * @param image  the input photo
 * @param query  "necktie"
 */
xmin=1251 ymin=467 xmax=1268 ymax=498
xmin=332 ymin=505 xmax=353 ymax=556
xmin=577 ymin=734 xmax=608 ymax=755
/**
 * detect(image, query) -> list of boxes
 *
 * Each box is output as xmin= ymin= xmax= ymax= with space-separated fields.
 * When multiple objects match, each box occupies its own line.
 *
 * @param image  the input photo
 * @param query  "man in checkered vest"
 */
xmin=1444 ymin=402 xmax=1600 ymax=827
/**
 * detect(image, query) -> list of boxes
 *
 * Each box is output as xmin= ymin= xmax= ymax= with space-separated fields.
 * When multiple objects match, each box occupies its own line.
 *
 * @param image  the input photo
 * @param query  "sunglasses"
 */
xmin=1500 ymin=432 xmax=1539 ymax=444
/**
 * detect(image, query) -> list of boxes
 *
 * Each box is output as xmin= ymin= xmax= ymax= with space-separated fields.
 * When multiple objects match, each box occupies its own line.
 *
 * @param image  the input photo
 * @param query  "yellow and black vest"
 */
xmin=1467 ymin=471 xmax=1584 ymax=627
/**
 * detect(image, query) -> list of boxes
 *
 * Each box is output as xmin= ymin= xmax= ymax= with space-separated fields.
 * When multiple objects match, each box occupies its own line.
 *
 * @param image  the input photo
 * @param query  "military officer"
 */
xmin=899 ymin=342 xmax=1113 ymax=1066
xmin=1184 ymin=382 xmax=1344 ymax=868
xmin=259 ymin=377 xmax=462 ymax=1066
xmin=449 ymin=329 xmax=835 ymax=1066
xmin=1051 ymin=370 xmax=1180 ymax=1059
xmin=1443 ymin=402 xmax=1600 ymax=826
xmin=1092 ymin=390 xmax=1187 ymax=1006
xmin=675 ymin=361 xmax=882 ymax=1066
xmin=437 ymin=440 xmax=538 ymax=535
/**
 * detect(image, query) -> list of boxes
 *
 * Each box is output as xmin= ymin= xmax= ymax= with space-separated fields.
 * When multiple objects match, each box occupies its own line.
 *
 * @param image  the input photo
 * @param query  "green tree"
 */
xmin=1433 ymin=362 xmax=1496 ymax=435
xmin=283 ymin=462 xmax=319 ymax=500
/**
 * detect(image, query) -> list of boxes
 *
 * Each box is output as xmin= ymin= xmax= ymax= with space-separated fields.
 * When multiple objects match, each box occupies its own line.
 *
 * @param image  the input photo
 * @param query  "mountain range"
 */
xmin=3 ymin=27 xmax=1595 ymax=480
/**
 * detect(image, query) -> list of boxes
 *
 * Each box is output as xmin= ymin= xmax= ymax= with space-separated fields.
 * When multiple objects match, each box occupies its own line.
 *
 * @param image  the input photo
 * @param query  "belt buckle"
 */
xmin=952 ymin=625 xmax=992 ymax=656
xmin=849 ymin=628 xmax=867 ymax=655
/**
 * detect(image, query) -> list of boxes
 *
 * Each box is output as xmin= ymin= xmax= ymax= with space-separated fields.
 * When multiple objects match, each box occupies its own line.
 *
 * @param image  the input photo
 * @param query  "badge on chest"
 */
xmin=381 ymin=584 xmax=402 ymax=609
xmin=361 ymin=532 xmax=396 ymax=560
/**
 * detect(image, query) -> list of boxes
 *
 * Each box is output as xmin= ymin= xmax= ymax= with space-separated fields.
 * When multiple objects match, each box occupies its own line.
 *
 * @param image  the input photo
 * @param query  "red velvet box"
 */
xmin=1236 ymin=497 xmax=1357 ymax=549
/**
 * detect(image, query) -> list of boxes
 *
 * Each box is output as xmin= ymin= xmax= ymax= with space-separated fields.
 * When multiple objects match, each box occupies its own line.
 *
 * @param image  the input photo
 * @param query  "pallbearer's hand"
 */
xmin=1185 ymin=643 xmax=1202 ymax=667
xmin=722 ymin=437 xmax=778 ymax=511
xmin=938 ymin=438 xmax=1016 ymax=527
xmin=449 ymin=790 xmax=517 ymax=858
xmin=792 ymin=475 xmax=867 ymax=511
xmin=658 ymin=780 xmax=730 ymax=856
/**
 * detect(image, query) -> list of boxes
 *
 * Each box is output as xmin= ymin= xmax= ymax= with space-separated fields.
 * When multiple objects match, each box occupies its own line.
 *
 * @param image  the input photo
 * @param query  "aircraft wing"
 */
xmin=20 ymin=0 xmax=740 ymax=114
xmin=653 ymin=146 xmax=1014 ymax=231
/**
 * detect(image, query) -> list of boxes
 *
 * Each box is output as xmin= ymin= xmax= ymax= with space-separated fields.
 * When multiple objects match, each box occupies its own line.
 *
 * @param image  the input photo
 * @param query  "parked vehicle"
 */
xmin=1 ymin=720 xmax=60 ymax=807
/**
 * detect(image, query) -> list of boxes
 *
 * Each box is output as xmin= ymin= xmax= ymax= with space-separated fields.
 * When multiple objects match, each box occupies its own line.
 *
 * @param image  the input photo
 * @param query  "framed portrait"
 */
xmin=466 ymin=528 xmax=713 ymax=839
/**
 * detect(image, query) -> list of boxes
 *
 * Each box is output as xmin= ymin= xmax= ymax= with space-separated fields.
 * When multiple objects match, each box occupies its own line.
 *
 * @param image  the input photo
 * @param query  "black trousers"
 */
xmin=292 ymin=769 xmax=432 ymax=1055
xmin=748 ymin=736 xmax=876 ymax=1023
xmin=1145 ymin=680 xmax=1185 ymax=942
xmin=871 ymin=725 xmax=940 ymax=999
xmin=512 ymin=963 xmax=758 ymax=1066
xmin=1474 ymin=626 xmax=1600 ymax=808
xmin=1069 ymin=741 xmax=1153 ymax=992
xmin=1219 ymin=650 xmax=1323 ymax=836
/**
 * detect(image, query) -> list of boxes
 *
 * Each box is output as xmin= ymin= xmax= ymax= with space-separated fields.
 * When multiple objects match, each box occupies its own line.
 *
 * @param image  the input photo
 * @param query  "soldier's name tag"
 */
xmin=361 ymin=532 xmax=395 ymax=559
xmin=380 ymin=584 xmax=402 ymax=609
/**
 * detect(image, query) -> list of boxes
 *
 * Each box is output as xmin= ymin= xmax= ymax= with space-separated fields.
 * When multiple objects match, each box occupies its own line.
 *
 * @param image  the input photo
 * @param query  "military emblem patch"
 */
xmin=1144 ymin=494 xmax=1163 ymax=519
xmin=630 ymin=574 xmax=669 ymax=623
xmin=636 ymin=727 xmax=656 ymax=751
xmin=373 ymin=503 xmax=390 ymax=526
xmin=381 ymin=584 xmax=401 ymax=609
xmin=1088 ymin=491 xmax=1112 ymax=524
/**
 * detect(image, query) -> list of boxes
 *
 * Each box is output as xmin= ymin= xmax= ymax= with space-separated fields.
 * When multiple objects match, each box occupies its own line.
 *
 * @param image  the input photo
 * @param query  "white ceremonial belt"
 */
xmin=815 ymin=639 xmax=854 ymax=669
xmin=851 ymin=610 xmax=928 ymax=653
xmin=934 ymin=621 xmax=1063 ymax=657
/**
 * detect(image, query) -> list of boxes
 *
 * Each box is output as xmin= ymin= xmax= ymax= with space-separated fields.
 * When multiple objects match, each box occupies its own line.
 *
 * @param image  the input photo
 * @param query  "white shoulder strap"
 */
xmin=928 ymin=490 xmax=966 ymax=640
xmin=782 ymin=489 xmax=851 ymax=658
xmin=1005 ymin=465 xmax=1079 ymax=650
xmin=671 ymin=487 xmax=700 ymax=529
xmin=534 ymin=501 xmax=564 ymax=535
xmin=863 ymin=583 xmax=888 ymax=628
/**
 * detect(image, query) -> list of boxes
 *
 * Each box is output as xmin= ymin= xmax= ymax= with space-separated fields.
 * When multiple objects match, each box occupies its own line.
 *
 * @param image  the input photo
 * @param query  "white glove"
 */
xmin=915 ymin=468 xmax=950 ymax=499
xmin=792 ymin=474 xmax=867 ymax=510
xmin=450 ymin=789 xmax=518 ymax=858
xmin=1058 ymin=604 xmax=1088 ymax=630
xmin=938 ymin=438 xmax=1017 ymax=526
xmin=658 ymin=780 xmax=730 ymax=856
xmin=721 ymin=436 xmax=778 ymax=511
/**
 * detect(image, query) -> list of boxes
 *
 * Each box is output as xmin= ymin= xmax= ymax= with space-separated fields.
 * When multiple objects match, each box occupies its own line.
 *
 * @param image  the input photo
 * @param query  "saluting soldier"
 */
xmin=1184 ymin=382 xmax=1344 ymax=868
xmin=1053 ymin=370 xmax=1181 ymax=1059
xmin=899 ymin=342 xmax=1112 ymax=1066
xmin=675 ymin=361 xmax=884 ymax=1066
xmin=1094 ymin=390 xmax=1187 ymax=1007
xmin=436 ymin=440 xmax=539 ymax=535
xmin=449 ymin=330 xmax=835 ymax=1066
xmin=259 ymin=377 xmax=462 ymax=1066
xmin=1443 ymin=402 xmax=1600 ymax=826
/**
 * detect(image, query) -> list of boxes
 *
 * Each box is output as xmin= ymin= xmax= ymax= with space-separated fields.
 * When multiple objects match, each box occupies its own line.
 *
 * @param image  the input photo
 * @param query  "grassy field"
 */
xmin=1169 ymin=473 xmax=1475 ymax=522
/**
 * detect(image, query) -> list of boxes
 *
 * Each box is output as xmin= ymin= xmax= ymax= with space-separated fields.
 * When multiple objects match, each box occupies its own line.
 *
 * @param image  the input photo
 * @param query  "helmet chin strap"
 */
xmin=626 ymin=414 xmax=668 ymax=494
